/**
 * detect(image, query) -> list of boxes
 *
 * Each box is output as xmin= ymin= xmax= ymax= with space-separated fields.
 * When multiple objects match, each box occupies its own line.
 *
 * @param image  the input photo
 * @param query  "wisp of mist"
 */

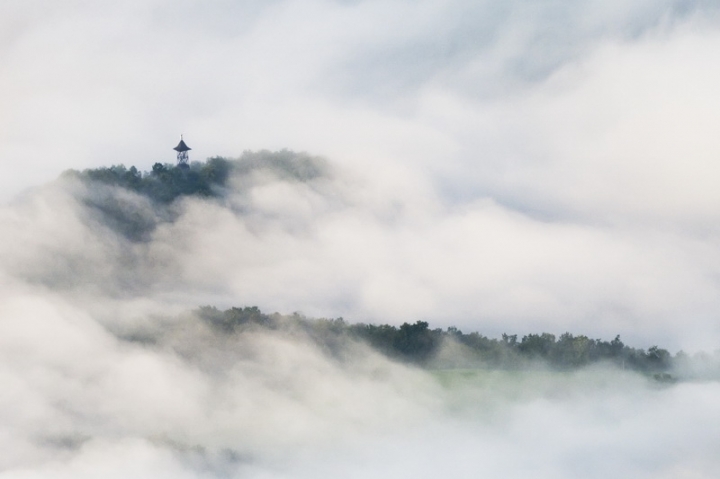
xmin=1 ymin=153 xmax=719 ymax=479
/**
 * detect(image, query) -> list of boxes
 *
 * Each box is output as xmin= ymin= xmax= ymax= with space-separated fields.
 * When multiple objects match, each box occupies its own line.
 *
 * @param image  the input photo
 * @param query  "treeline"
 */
xmin=196 ymin=306 xmax=675 ymax=375
xmin=64 ymin=157 xmax=230 ymax=203
xmin=60 ymin=150 xmax=327 ymax=242
xmin=63 ymin=149 xmax=326 ymax=204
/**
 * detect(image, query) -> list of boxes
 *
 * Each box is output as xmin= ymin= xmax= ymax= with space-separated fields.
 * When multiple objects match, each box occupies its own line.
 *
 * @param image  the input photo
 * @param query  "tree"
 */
xmin=553 ymin=333 xmax=592 ymax=367
xmin=519 ymin=333 xmax=556 ymax=359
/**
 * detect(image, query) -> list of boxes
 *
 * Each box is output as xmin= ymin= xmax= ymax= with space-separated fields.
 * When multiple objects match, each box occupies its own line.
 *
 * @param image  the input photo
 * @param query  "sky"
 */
xmin=4 ymin=0 xmax=720 ymax=350
xmin=3 ymin=2 xmax=720 ymax=477
xmin=3 ymin=1 xmax=720 ymax=350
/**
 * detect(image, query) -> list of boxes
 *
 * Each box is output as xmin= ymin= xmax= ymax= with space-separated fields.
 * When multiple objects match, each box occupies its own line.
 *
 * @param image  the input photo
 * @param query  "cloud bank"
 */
xmin=0 ymin=151 xmax=718 ymax=476
xmin=2 ymin=1 xmax=720 ymax=477
xmin=1 ymin=1 xmax=720 ymax=349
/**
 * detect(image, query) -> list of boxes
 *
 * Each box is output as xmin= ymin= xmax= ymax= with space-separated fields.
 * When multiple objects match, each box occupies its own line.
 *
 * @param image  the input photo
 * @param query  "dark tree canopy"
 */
xmin=61 ymin=150 xmax=327 ymax=242
xmin=64 ymin=149 xmax=328 ymax=206
xmin=193 ymin=305 xmax=677 ymax=376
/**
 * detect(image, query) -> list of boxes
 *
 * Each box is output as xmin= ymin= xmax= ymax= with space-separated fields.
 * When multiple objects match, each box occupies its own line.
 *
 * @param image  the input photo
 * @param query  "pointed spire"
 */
xmin=173 ymin=135 xmax=191 ymax=152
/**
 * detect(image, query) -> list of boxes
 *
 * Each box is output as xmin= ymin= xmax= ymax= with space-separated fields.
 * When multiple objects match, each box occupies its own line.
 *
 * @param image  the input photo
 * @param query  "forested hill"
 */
xmin=136 ymin=305 xmax=684 ymax=379
xmin=64 ymin=149 xmax=327 ymax=204
xmin=59 ymin=150 xmax=329 ymax=242
xmin=62 ymin=153 xmax=696 ymax=380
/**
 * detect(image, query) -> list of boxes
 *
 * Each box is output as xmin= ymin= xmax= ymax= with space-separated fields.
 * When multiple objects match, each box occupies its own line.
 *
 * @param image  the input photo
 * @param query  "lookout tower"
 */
xmin=173 ymin=135 xmax=191 ymax=168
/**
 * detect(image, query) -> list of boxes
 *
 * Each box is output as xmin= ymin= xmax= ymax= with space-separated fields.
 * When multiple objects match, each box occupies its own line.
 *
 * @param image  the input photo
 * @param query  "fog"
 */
xmin=5 ymin=155 xmax=720 ymax=349
xmin=0 ymin=156 xmax=718 ymax=477
xmin=2 ymin=1 xmax=720 ymax=347
xmin=3 ymin=1 xmax=720 ymax=477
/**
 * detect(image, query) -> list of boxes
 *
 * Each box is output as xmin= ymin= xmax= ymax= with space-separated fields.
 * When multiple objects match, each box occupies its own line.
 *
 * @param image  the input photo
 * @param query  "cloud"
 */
xmin=3 ymin=149 xmax=718 ymax=351
xmin=2 ymin=2 xmax=720 ymax=477
xmin=1 ymin=0 xmax=718 ymax=197
xmin=1 ymin=298 xmax=719 ymax=479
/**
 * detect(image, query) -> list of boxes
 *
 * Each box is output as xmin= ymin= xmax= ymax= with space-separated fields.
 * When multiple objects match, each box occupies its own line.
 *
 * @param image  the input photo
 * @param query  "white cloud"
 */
xmin=2 ymin=2 xmax=720 ymax=476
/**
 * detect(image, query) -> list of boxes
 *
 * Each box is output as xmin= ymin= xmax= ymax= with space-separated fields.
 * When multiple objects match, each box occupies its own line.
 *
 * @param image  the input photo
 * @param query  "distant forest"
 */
xmin=195 ymin=305 xmax=679 ymax=379
xmin=64 ymin=149 xmax=325 ymax=204
xmin=72 ymin=156 xmax=687 ymax=379
xmin=61 ymin=150 xmax=327 ymax=242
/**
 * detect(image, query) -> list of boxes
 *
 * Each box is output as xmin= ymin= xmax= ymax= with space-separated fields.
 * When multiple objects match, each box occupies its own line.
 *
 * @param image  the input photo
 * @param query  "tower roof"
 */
xmin=173 ymin=138 xmax=191 ymax=152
